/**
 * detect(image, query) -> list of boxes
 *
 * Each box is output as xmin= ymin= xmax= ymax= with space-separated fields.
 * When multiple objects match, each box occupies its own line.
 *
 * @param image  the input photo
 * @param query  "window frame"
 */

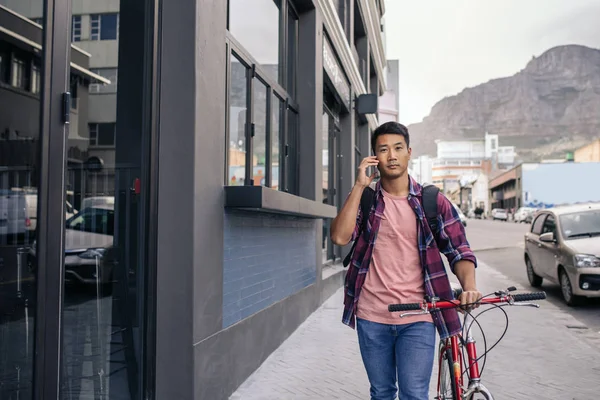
xmin=225 ymin=0 xmax=299 ymax=194
xmin=71 ymin=15 xmax=81 ymax=42
xmin=89 ymin=13 xmax=119 ymax=41
xmin=541 ymin=214 xmax=556 ymax=235
xmin=531 ymin=213 xmax=548 ymax=235
xmin=88 ymin=122 xmax=116 ymax=148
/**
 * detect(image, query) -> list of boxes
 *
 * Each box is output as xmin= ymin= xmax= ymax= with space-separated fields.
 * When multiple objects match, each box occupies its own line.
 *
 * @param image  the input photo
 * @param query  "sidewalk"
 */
xmin=230 ymin=261 xmax=600 ymax=399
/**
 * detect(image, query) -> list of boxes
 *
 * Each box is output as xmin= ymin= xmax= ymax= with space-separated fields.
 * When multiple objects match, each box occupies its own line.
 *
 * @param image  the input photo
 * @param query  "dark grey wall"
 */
xmin=297 ymin=8 xmax=323 ymax=202
xmin=194 ymin=281 xmax=320 ymax=399
xmin=155 ymin=0 xmax=197 ymax=397
xmin=191 ymin=0 xmax=227 ymax=345
xmin=222 ymin=210 xmax=317 ymax=328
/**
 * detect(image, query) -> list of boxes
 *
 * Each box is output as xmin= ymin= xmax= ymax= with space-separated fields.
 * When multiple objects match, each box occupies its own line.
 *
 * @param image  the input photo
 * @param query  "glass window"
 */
xmin=66 ymin=207 xmax=115 ymax=236
xmin=0 ymin=1 xmax=45 ymax=396
xmin=559 ymin=210 xmax=600 ymax=239
xmin=61 ymin=0 xmax=152 ymax=397
xmin=531 ymin=214 xmax=547 ymax=235
xmin=90 ymin=14 xmax=100 ymax=40
xmin=285 ymin=108 xmax=298 ymax=194
xmin=72 ymin=15 xmax=81 ymax=42
xmin=90 ymin=14 xmax=118 ymax=41
xmin=271 ymin=95 xmax=282 ymax=190
xmin=228 ymin=54 xmax=248 ymax=186
xmin=31 ymin=64 xmax=41 ymax=94
xmin=11 ymin=57 xmax=27 ymax=89
xmin=541 ymin=215 xmax=555 ymax=234
xmin=322 ymin=111 xmax=329 ymax=202
xmin=0 ymin=52 xmax=8 ymax=83
xmin=252 ymin=79 xmax=268 ymax=186
xmin=100 ymin=13 xmax=118 ymax=40
xmin=228 ymin=0 xmax=281 ymax=84
xmin=89 ymin=123 xmax=116 ymax=147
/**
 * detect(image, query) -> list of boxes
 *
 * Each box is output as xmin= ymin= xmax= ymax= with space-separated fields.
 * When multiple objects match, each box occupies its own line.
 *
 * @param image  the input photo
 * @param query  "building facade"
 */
xmin=574 ymin=138 xmax=600 ymax=163
xmin=410 ymin=154 xmax=433 ymax=184
xmin=0 ymin=0 xmax=387 ymax=399
xmin=377 ymin=58 xmax=399 ymax=124
xmin=431 ymin=133 xmax=516 ymax=193
xmin=489 ymin=162 xmax=600 ymax=211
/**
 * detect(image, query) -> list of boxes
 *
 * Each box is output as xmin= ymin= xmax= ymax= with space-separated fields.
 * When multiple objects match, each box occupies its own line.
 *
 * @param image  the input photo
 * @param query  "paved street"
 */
xmin=466 ymin=219 xmax=600 ymax=333
xmin=230 ymin=219 xmax=600 ymax=399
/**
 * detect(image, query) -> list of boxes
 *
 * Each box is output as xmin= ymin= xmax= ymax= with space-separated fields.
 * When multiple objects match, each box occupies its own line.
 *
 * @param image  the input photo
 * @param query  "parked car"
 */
xmin=29 ymin=204 xmax=115 ymax=287
xmin=491 ymin=208 xmax=508 ymax=221
xmin=513 ymin=207 xmax=535 ymax=223
xmin=524 ymin=203 xmax=600 ymax=306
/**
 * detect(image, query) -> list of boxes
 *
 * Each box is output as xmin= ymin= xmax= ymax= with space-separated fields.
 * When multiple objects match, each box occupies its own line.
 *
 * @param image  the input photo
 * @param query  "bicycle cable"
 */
xmin=464 ymin=301 xmax=510 ymax=378
xmin=438 ymin=292 xmax=511 ymax=381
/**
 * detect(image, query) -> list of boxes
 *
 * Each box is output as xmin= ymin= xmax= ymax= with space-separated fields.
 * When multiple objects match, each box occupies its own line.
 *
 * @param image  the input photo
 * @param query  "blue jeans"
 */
xmin=357 ymin=318 xmax=436 ymax=400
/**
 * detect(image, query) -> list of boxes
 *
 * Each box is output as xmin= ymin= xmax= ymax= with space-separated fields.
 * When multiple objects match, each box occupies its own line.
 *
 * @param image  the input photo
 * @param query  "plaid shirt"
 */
xmin=342 ymin=176 xmax=477 ymax=339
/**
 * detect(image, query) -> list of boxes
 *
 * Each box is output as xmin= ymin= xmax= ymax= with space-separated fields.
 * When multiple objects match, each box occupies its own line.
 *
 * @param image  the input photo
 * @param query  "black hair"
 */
xmin=371 ymin=122 xmax=410 ymax=154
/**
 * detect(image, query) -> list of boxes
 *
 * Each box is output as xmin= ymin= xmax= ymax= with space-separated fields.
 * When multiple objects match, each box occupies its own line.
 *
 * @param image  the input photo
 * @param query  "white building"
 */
xmin=470 ymin=174 xmax=490 ymax=214
xmin=378 ymin=59 xmax=399 ymax=124
xmin=432 ymin=132 xmax=516 ymax=192
xmin=411 ymin=155 xmax=433 ymax=185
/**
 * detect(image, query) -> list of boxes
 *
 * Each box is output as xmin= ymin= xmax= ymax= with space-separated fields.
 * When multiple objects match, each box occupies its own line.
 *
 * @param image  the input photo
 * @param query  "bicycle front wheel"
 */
xmin=438 ymin=341 xmax=458 ymax=400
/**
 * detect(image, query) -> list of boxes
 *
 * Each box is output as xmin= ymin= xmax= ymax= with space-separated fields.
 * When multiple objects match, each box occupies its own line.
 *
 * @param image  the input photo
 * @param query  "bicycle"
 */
xmin=388 ymin=285 xmax=547 ymax=400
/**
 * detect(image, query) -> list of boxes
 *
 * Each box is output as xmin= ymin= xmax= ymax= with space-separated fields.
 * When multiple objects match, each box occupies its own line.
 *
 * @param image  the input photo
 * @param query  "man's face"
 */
xmin=374 ymin=134 xmax=411 ymax=179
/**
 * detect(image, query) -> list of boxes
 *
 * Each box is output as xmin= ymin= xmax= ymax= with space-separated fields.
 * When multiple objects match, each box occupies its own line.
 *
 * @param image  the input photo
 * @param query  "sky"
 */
xmin=384 ymin=0 xmax=600 ymax=125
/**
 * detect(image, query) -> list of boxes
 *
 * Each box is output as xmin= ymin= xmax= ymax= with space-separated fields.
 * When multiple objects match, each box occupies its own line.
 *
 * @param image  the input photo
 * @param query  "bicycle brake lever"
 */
xmin=399 ymin=311 xmax=430 ymax=318
xmin=512 ymin=302 xmax=540 ymax=308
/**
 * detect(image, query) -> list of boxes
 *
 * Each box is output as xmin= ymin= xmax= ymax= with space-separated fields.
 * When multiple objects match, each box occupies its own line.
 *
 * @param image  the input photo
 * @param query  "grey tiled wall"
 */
xmin=222 ymin=210 xmax=318 ymax=328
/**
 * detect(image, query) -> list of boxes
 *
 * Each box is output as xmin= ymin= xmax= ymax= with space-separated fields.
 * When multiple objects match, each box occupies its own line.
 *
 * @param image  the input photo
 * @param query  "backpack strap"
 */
xmin=342 ymin=186 xmax=375 ymax=268
xmin=422 ymin=184 xmax=440 ymax=235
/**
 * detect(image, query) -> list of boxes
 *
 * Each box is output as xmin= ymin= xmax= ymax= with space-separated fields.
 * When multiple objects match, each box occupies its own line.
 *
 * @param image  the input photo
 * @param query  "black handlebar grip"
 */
xmin=388 ymin=303 xmax=421 ymax=312
xmin=512 ymin=292 xmax=547 ymax=302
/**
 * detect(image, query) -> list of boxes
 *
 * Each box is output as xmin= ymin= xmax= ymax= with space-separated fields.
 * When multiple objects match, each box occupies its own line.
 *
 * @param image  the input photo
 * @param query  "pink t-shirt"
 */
xmin=356 ymin=189 xmax=433 ymax=325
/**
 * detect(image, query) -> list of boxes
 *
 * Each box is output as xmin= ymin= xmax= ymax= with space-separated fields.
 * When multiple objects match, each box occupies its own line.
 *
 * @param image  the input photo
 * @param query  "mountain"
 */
xmin=407 ymin=45 xmax=600 ymax=161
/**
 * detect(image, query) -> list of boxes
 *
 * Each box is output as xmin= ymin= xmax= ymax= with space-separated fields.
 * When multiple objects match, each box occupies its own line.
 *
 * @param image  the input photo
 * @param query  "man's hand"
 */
xmin=459 ymin=289 xmax=483 ymax=312
xmin=356 ymin=156 xmax=379 ymax=188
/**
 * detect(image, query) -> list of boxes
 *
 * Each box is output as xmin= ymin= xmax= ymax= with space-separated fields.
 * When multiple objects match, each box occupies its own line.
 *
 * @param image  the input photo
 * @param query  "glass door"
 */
xmin=59 ymin=0 xmax=157 ymax=398
xmin=0 ymin=0 xmax=73 ymax=397
xmin=327 ymin=115 xmax=340 ymax=262
xmin=322 ymin=106 xmax=340 ymax=263
xmin=0 ymin=1 xmax=47 ymax=396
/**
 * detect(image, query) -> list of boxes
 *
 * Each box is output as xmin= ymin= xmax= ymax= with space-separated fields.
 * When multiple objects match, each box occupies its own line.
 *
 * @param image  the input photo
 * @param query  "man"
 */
xmin=330 ymin=122 xmax=481 ymax=400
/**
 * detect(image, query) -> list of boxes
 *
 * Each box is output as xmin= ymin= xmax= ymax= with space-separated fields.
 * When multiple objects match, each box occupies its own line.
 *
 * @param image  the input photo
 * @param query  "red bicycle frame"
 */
xmin=390 ymin=291 xmax=545 ymax=400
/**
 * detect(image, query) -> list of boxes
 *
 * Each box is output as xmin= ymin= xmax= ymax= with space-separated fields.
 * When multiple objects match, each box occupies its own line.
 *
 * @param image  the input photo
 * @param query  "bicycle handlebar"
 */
xmin=387 ymin=291 xmax=546 ymax=313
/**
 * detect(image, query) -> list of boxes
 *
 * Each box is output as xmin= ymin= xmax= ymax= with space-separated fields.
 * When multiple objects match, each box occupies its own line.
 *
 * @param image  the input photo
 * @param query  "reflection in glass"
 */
xmin=271 ymin=95 xmax=282 ymax=190
xmin=253 ymin=79 xmax=268 ymax=186
xmin=229 ymin=0 xmax=281 ymax=83
xmin=228 ymin=55 xmax=248 ymax=186
xmin=0 ymin=1 xmax=44 ymax=397
xmin=322 ymin=111 xmax=329 ymax=203
xmin=60 ymin=1 xmax=150 ymax=398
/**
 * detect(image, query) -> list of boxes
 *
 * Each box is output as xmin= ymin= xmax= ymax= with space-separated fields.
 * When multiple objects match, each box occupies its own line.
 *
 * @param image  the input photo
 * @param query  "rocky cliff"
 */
xmin=407 ymin=45 xmax=600 ymax=160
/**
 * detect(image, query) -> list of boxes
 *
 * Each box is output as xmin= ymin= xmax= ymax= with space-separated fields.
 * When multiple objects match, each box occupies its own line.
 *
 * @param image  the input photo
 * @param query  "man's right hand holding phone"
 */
xmin=356 ymin=156 xmax=379 ymax=189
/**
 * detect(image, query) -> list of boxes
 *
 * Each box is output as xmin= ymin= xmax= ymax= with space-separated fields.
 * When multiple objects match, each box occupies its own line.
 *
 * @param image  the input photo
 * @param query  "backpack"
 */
xmin=342 ymin=184 xmax=440 ymax=268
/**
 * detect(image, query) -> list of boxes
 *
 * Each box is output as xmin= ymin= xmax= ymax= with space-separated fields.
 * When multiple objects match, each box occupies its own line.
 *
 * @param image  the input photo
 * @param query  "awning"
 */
xmin=0 ymin=25 xmax=111 ymax=85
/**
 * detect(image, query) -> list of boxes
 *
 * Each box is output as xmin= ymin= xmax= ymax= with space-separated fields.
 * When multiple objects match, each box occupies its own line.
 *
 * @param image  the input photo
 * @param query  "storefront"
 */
xmin=0 ymin=0 xmax=386 ymax=398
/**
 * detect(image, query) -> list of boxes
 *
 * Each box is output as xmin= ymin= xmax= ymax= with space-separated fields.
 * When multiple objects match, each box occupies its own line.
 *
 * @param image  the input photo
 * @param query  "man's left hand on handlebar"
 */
xmin=459 ymin=289 xmax=483 ymax=311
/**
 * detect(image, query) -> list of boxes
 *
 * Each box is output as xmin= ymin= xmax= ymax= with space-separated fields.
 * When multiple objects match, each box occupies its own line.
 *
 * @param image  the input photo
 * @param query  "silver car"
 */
xmin=28 ymin=205 xmax=115 ymax=286
xmin=524 ymin=203 xmax=600 ymax=305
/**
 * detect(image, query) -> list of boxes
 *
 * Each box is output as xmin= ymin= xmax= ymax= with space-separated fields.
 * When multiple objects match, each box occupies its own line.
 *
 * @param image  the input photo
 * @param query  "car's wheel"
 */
xmin=559 ymin=269 xmax=582 ymax=306
xmin=526 ymin=257 xmax=543 ymax=287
